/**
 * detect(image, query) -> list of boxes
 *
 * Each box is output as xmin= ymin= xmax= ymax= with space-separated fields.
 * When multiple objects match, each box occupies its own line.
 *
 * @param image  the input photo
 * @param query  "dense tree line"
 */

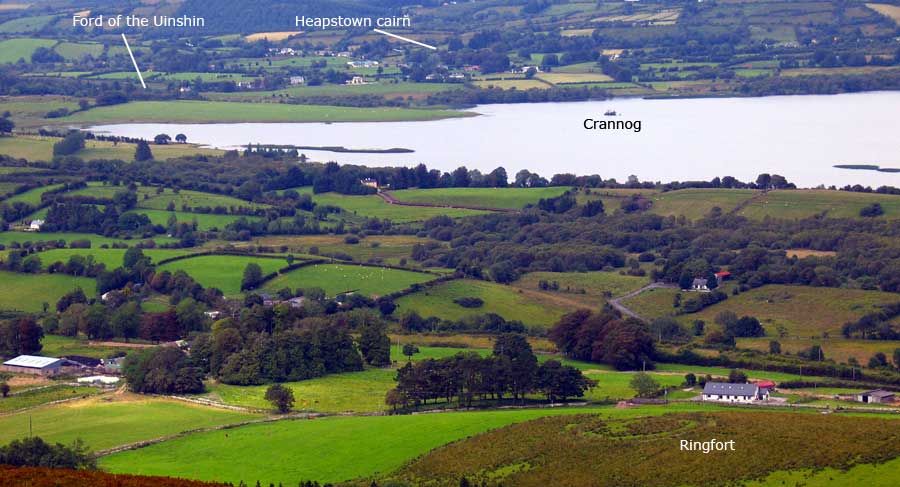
xmin=550 ymin=309 xmax=656 ymax=370
xmin=387 ymin=334 xmax=594 ymax=409
xmin=189 ymin=311 xmax=389 ymax=386
xmin=0 ymin=437 xmax=95 ymax=470
xmin=841 ymin=303 xmax=900 ymax=340
xmin=0 ymin=317 xmax=43 ymax=357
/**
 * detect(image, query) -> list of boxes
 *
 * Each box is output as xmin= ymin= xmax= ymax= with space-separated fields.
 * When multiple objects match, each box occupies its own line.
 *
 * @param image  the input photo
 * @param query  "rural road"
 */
xmin=608 ymin=282 xmax=678 ymax=321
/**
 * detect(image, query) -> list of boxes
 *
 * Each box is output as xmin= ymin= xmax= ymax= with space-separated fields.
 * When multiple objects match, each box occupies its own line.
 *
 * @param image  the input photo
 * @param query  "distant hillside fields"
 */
xmin=261 ymin=263 xmax=436 ymax=298
xmin=389 ymin=187 xmax=572 ymax=209
xmin=57 ymin=101 xmax=474 ymax=124
xmin=157 ymin=255 xmax=289 ymax=296
xmin=0 ymin=271 xmax=95 ymax=312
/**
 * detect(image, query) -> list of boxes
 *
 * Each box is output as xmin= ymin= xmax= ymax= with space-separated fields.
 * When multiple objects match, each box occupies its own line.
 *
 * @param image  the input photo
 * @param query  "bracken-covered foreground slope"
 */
xmin=383 ymin=411 xmax=900 ymax=487
xmin=0 ymin=465 xmax=230 ymax=487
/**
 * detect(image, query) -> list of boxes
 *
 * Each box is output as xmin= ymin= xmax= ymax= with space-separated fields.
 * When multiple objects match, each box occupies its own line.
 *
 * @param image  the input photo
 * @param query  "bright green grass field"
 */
xmin=261 ymin=263 xmax=436 ymax=297
xmin=678 ymin=284 xmax=899 ymax=338
xmin=53 ymin=42 xmax=104 ymax=60
xmin=158 ymin=255 xmax=289 ymax=295
xmin=39 ymin=334 xmax=142 ymax=358
xmin=0 ymin=395 xmax=259 ymax=451
xmin=0 ymin=231 xmax=177 ymax=247
xmin=394 ymin=279 xmax=572 ymax=328
xmin=0 ymin=270 xmax=95 ymax=312
xmin=513 ymin=270 xmax=649 ymax=300
xmin=0 ymin=38 xmax=57 ymax=63
xmin=0 ymin=385 xmax=100 ymax=413
xmin=744 ymin=457 xmax=900 ymax=487
xmin=737 ymin=190 xmax=900 ymax=219
xmin=34 ymin=248 xmax=195 ymax=270
xmin=137 ymin=189 xmax=267 ymax=211
xmin=0 ymin=15 xmax=56 ymax=34
xmin=2 ymin=183 xmax=65 ymax=206
xmin=648 ymin=188 xmax=758 ymax=220
xmin=99 ymin=403 xmax=735 ymax=485
xmin=129 ymin=209 xmax=260 ymax=231
xmin=209 ymin=81 xmax=459 ymax=101
xmin=388 ymin=187 xmax=572 ymax=210
xmin=308 ymin=191 xmax=488 ymax=222
xmin=0 ymin=135 xmax=224 ymax=162
xmin=59 ymin=100 xmax=472 ymax=124
xmin=204 ymin=346 xmax=600 ymax=413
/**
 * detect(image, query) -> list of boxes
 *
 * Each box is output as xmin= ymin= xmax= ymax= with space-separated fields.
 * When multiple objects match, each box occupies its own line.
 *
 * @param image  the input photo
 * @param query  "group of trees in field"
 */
xmin=123 ymin=347 xmax=204 ymax=394
xmin=387 ymin=334 xmax=595 ymax=410
xmin=0 ymin=437 xmax=95 ymax=470
xmin=0 ymin=317 xmax=43 ymax=357
xmin=841 ymin=303 xmax=900 ymax=341
xmin=188 ymin=311 xmax=389 ymax=386
xmin=550 ymin=309 xmax=656 ymax=371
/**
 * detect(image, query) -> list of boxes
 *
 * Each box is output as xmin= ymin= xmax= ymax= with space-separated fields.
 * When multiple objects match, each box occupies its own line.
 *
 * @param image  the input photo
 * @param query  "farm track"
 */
xmin=608 ymin=282 xmax=678 ymax=321
xmin=378 ymin=191 xmax=519 ymax=213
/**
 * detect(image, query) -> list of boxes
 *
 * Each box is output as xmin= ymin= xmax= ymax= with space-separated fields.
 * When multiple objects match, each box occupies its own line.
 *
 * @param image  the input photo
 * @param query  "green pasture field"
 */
xmin=736 ymin=337 xmax=900 ymax=365
xmin=0 ymin=394 xmax=259 ymax=451
xmin=204 ymin=368 xmax=395 ymax=413
xmin=0 ymin=98 xmax=80 ymax=117
xmin=261 ymin=263 xmax=436 ymax=298
xmin=388 ymin=187 xmax=571 ymax=209
xmin=34 ymin=248 xmax=195 ymax=270
xmin=86 ymin=71 xmax=160 ymax=80
xmin=0 ymin=135 xmax=223 ymax=162
xmin=0 ymin=15 xmax=56 ymax=34
xmin=653 ymin=363 xmax=806 ymax=383
xmin=158 ymin=255 xmax=289 ymax=296
xmin=129 ymin=209 xmax=259 ymax=231
xmin=647 ymin=188 xmax=758 ymax=219
xmin=304 ymin=191 xmax=488 ymax=222
xmin=157 ymin=72 xmax=260 ymax=82
xmin=203 ymin=346 xmax=605 ymax=413
xmin=65 ymin=183 xmax=261 ymax=211
xmin=512 ymin=270 xmax=649 ymax=305
xmin=736 ymin=190 xmax=900 ymax=219
xmin=39 ymin=334 xmax=145 ymax=358
xmin=208 ymin=81 xmax=459 ymax=101
xmin=0 ymin=385 xmax=100 ymax=413
xmin=137 ymin=188 xmax=266 ymax=211
xmin=0 ymin=231 xmax=178 ymax=247
xmin=618 ymin=285 xmax=682 ymax=321
xmin=1 ymin=183 xmax=64 ymax=205
xmin=0 ymin=166 xmax=39 ymax=175
xmin=219 ymin=234 xmax=430 ymax=262
xmin=678 ymin=284 xmax=899 ymax=338
xmin=0 ymin=270 xmax=95 ymax=312
xmin=474 ymin=79 xmax=550 ymax=90
xmin=58 ymin=101 xmax=473 ymax=124
xmin=746 ymin=457 xmax=900 ymax=487
xmin=393 ymin=279 xmax=574 ymax=328
xmin=99 ymin=403 xmax=735 ymax=485
xmin=53 ymin=42 xmax=104 ymax=60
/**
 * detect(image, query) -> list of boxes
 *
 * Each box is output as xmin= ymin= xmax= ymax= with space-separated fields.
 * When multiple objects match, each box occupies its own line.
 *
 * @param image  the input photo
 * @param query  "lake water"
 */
xmin=88 ymin=91 xmax=900 ymax=188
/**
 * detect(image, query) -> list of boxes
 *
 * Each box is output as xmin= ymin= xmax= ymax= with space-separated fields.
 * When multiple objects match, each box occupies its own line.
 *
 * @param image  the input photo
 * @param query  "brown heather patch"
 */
xmin=386 ymin=411 xmax=900 ymax=487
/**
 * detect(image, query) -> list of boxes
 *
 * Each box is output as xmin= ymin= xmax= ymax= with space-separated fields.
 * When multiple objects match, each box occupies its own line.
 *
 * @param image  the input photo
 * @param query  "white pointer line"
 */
xmin=373 ymin=28 xmax=436 ymax=50
xmin=121 ymin=33 xmax=146 ymax=89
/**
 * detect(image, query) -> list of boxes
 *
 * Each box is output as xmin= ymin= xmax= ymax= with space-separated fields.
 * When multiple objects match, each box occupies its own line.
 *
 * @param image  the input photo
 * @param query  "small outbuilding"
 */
xmin=1 ymin=355 xmax=63 ymax=376
xmin=857 ymin=389 xmax=895 ymax=404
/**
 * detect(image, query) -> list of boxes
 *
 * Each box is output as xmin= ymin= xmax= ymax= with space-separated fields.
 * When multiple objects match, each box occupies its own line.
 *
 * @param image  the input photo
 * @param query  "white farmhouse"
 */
xmin=701 ymin=382 xmax=769 ymax=403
